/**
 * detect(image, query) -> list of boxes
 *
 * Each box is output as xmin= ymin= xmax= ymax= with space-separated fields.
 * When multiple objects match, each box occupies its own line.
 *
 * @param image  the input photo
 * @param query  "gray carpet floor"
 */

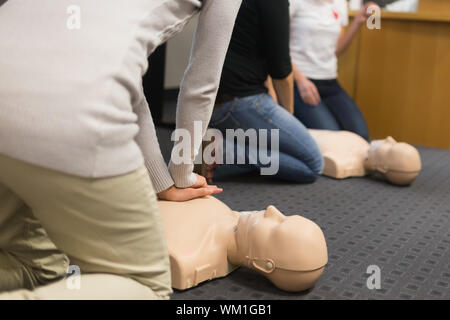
xmin=156 ymin=127 xmax=450 ymax=300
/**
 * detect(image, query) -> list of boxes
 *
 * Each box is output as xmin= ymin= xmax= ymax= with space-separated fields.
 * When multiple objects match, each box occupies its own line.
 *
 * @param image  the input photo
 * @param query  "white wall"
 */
xmin=164 ymin=16 xmax=198 ymax=89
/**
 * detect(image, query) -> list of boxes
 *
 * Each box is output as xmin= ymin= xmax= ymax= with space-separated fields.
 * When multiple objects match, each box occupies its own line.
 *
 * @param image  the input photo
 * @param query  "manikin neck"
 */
xmin=227 ymin=233 xmax=241 ymax=266
xmin=363 ymin=156 xmax=376 ymax=172
xmin=227 ymin=211 xmax=265 ymax=268
xmin=363 ymin=157 xmax=390 ymax=178
xmin=363 ymin=143 xmax=389 ymax=175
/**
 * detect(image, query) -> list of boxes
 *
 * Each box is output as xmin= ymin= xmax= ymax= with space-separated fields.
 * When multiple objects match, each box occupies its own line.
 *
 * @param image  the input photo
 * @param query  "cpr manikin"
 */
xmin=159 ymin=196 xmax=328 ymax=292
xmin=308 ymin=130 xmax=422 ymax=185
xmin=0 ymin=196 xmax=328 ymax=299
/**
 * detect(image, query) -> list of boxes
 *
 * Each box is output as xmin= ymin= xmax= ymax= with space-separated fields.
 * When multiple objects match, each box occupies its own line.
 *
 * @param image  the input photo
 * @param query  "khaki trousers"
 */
xmin=0 ymin=274 xmax=160 ymax=300
xmin=0 ymin=154 xmax=172 ymax=299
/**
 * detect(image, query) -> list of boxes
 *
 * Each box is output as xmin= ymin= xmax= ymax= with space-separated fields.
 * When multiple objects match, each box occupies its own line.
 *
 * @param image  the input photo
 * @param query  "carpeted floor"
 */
xmin=156 ymin=127 xmax=450 ymax=300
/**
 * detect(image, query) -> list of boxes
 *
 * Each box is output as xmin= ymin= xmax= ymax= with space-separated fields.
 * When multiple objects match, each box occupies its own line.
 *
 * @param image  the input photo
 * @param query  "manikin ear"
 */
xmin=264 ymin=206 xmax=285 ymax=222
xmin=252 ymin=258 xmax=276 ymax=274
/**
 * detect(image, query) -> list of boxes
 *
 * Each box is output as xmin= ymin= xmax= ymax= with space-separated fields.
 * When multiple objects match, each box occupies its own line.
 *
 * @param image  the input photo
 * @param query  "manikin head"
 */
xmin=230 ymin=206 xmax=328 ymax=292
xmin=365 ymin=136 xmax=422 ymax=185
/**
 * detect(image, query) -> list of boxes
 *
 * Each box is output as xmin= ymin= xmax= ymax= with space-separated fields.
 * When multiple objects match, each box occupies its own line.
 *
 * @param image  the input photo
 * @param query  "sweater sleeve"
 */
xmin=133 ymin=98 xmax=174 ymax=193
xmin=168 ymin=0 xmax=241 ymax=188
xmin=132 ymin=0 xmax=204 ymax=193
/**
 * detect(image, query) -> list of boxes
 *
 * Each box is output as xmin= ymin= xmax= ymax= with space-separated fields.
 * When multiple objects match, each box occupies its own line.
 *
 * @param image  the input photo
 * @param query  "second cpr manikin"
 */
xmin=308 ymin=129 xmax=422 ymax=185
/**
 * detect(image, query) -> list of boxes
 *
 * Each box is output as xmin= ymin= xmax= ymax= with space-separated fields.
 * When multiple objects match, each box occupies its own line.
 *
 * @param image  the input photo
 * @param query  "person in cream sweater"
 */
xmin=0 ymin=0 xmax=240 ymax=298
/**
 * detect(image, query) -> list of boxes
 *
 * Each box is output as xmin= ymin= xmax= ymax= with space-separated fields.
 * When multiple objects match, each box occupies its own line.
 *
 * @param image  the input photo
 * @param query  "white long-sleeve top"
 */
xmin=0 ymin=0 xmax=241 ymax=192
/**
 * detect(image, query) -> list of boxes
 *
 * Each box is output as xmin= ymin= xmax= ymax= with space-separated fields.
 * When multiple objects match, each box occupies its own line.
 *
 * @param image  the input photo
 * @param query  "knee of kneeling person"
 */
xmin=312 ymin=153 xmax=324 ymax=176
xmin=305 ymin=168 xmax=321 ymax=183
xmin=27 ymin=252 xmax=70 ymax=288
xmin=0 ymin=249 xmax=69 ymax=291
xmin=303 ymin=154 xmax=324 ymax=183
xmin=291 ymin=161 xmax=323 ymax=183
xmin=306 ymin=148 xmax=324 ymax=178
xmin=285 ymin=153 xmax=323 ymax=183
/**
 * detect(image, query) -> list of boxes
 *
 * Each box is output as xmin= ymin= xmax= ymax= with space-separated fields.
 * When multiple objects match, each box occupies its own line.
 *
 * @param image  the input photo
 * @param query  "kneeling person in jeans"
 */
xmin=209 ymin=0 xmax=323 ymax=183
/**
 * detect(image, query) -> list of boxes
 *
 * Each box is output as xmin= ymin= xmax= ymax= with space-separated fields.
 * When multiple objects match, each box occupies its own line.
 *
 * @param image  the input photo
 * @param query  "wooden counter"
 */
xmin=338 ymin=10 xmax=450 ymax=149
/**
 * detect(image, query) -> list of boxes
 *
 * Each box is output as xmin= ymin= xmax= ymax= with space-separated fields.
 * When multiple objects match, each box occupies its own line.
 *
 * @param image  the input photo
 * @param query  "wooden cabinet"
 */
xmin=338 ymin=10 xmax=450 ymax=149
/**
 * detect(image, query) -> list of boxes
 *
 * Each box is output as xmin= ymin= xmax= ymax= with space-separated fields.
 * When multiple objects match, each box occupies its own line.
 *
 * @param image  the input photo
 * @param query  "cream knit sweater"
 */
xmin=0 ymin=0 xmax=240 ymax=192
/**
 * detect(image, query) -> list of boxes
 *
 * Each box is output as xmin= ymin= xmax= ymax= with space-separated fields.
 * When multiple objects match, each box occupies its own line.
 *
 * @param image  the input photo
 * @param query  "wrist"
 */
xmin=157 ymin=184 xmax=174 ymax=199
xmin=293 ymin=69 xmax=306 ymax=82
xmin=353 ymin=16 xmax=365 ymax=27
xmin=295 ymin=74 xmax=307 ymax=83
xmin=168 ymin=162 xmax=197 ymax=188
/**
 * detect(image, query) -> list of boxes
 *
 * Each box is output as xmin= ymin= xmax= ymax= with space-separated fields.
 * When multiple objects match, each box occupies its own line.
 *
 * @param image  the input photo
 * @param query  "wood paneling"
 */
xmin=419 ymin=0 xmax=450 ymax=13
xmin=338 ymin=13 xmax=450 ymax=149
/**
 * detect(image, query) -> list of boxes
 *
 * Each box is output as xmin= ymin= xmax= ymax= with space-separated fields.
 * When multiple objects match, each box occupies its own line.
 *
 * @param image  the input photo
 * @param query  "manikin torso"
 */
xmin=158 ymin=197 xmax=328 ymax=292
xmin=308 ymin=129 xmax=422 ymax=185
xmin=309 ymin=129 xmax=369 ymax=178
xmin=158 ymin=197 xmax=238 ymax=290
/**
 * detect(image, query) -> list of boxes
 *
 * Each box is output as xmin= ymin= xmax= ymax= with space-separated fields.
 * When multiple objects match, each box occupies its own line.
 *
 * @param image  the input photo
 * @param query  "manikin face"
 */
xmin=366 ymin=136 xmax=397 ymax=173
xmin=367 ymin=137 xmax=421 ymax=173
xmin=235 ymin=206 xmax=328 ymax=274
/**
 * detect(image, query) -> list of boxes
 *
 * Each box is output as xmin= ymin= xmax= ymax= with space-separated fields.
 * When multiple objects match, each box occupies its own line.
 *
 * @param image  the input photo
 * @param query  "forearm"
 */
xmin=292 ymin=62 xmax=307 ymax=82
xmin=264 ymin=77 xmax=278 ymax=102
xmin=336 ymin=20 xmax=362 ymax=57
xmin=272 ymin=72 xmax=294 ymax=114
xmin=168 ymin=0 xmax=241 ymax=188
xmin=131 ymin=0 xmax=205 ymax=193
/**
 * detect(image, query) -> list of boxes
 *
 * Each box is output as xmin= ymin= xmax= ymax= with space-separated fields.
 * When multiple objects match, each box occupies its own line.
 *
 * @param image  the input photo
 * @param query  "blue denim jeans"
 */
xmin=209 ymin=93 xmax=323 ymax=183
xmin=294 ymin=79 xmax=370 ymax=141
